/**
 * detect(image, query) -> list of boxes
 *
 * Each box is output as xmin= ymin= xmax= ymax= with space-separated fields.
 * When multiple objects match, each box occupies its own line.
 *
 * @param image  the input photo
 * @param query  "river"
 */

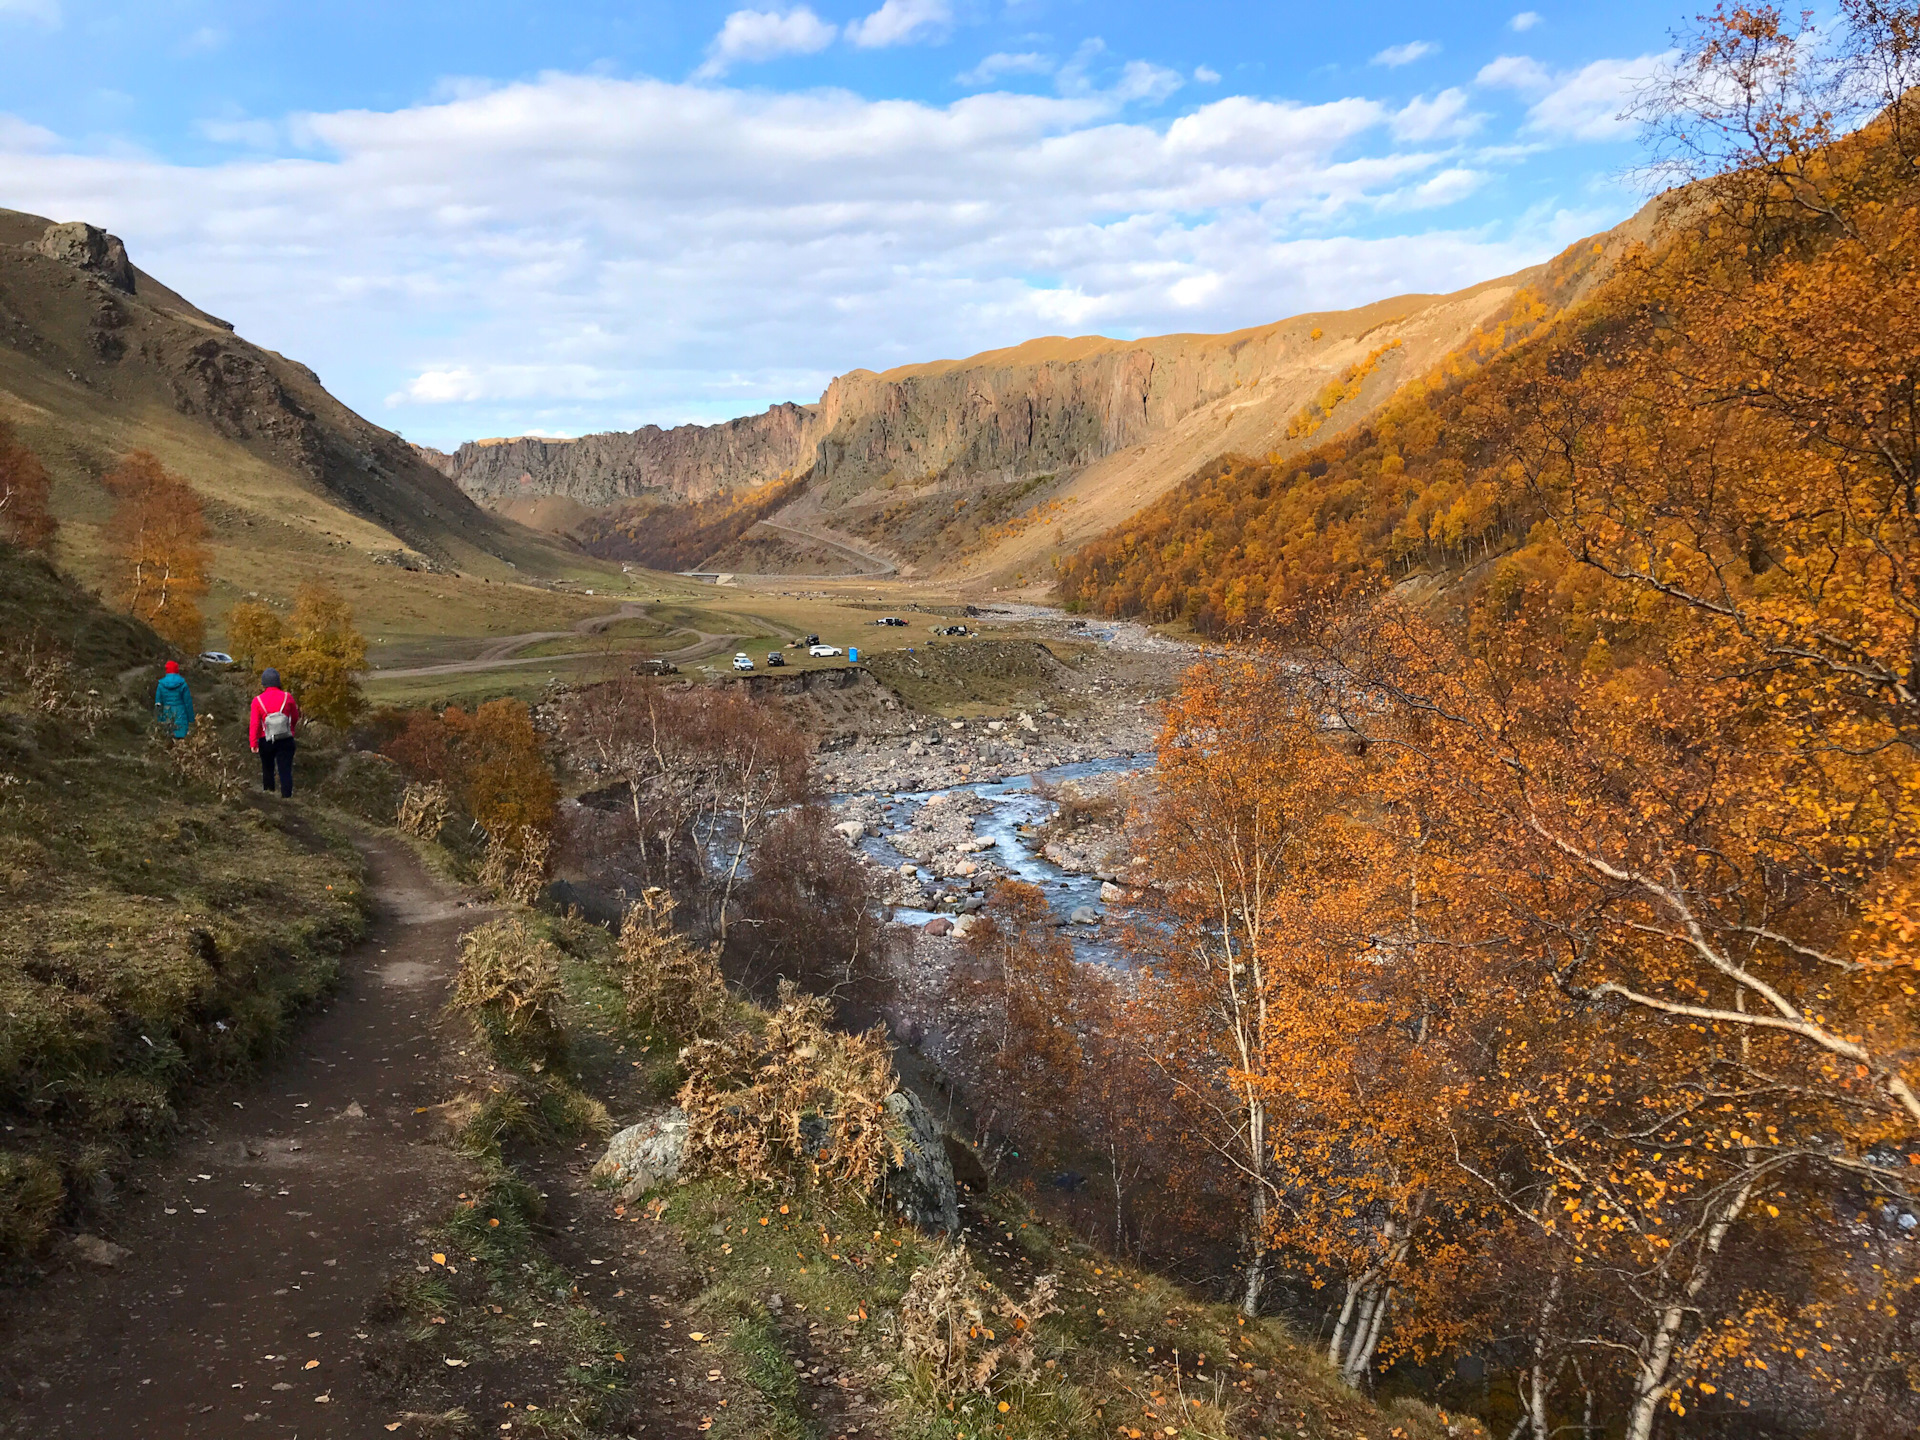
xmin=837 ymin=753 xmax=1151 ymax=961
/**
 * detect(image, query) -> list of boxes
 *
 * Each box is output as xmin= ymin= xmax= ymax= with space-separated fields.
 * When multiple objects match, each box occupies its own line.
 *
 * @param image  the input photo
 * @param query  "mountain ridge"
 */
xmin=434 ymin=206 xmax=1656 ymax=587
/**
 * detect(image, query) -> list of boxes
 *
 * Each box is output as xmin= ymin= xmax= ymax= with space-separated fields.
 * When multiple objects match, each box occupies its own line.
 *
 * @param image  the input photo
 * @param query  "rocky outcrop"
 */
xmin=881 ymin=1089 xmax=960 ymax=1233
xmin=446 ymin=402 xmax=817 ymax=507
xmin=591 ymin=1108 xmax=689 ymax=1202
xmin=31 ymin=221 xmax=135 ymax=293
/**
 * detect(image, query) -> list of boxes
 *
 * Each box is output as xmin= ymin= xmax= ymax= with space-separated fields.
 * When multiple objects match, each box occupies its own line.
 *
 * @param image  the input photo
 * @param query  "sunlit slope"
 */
xmin=0 ymin=207 xmax=641 ymax=644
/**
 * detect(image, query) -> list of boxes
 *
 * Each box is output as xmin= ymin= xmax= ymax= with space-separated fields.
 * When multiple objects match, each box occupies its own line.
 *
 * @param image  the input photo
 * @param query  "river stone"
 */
xmin=833 ymin=820 xmax=866 ymax=844
xmin=1099 ymin=881 xmax=1126 ymax=904
xmin=591 ymin=1108 xmax=689 ymax=1202
xmin=1070 ymin=906 xmax=1101 ymax=925
xmin=923 ymin=916 xmax=953 ymax=937
xmin=952 ymin=913 xmax=984 ymax=938
xmin=881 ymin=1090 xmax=960 ymax=1233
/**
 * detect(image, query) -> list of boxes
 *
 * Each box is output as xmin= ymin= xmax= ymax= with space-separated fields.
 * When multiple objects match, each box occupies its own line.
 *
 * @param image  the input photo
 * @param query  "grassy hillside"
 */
xmin=0 ymin=207 xmax=655 ymax=651
xmin=0 ymin=543 xmax=366 ymax=1263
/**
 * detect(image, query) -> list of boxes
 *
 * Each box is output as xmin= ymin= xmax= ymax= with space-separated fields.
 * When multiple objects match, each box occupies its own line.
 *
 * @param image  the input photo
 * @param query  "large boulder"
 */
xmin=590 ymin=1108 xmax=689 ymax=1202
xmin=33 ymin=221 xmax=136 ymax=293
xmin=922 ymin=916 xmax=953 ymax=937
xmin=1070 ymin=906 xmax=1101 ymax=926
xmin=881 ymin=1090 xmax=960 ymax=1233
xmin=833 ymin=820 xmax=867 ymax=845
xmin=1099 ymin=881 xmax=1126 ymax=905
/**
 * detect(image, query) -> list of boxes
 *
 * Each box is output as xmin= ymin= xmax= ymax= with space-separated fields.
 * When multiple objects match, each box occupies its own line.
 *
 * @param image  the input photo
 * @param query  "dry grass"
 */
xmin=396 ymin=781 xmax=451 ymax=840
xmin=450 ymin=918 xmax=566 ymax=1068
xmin=899 ymin=1238 xmax=1061 ymax=1397
xmin=477 ymin=825 xmax=550 ymax=905
xmin=614 ymin=888 xmax=731 ymax=1041
xmin=159 ymin=715 xmax=246 ymax=800
xmin=679 ymin=983 xmax=901 ymax=1194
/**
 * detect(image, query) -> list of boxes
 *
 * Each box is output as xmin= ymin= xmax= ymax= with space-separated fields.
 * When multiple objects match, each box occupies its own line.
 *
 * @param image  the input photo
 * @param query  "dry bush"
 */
xmin=679 ymin=982 xmax=900 ymax=1193
xmin=616 ymin=888 xmax=731 ymax=1041
xmin=396 ymin=781 xmax=451 ymax=839
xmin=0 ymin=1151 xmax=63 ymax=1257
xmin=163 ymin=716 xmax=244 ymax=800
xmin=451 ymin=918 xmax=565 ymax=1066
xmin=899 ymin=1240 xmax=1061 ymax=1396
xmin=478 ymin=825 xmax=550 ymax=905
xmin=12 ymin=646 xmax=113 ymax=737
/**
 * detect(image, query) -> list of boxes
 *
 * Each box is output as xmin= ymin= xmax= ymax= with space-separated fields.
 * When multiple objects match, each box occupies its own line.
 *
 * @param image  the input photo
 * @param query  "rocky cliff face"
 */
xmin=438 ymin=207 xmax=1653 ymax=583
xmin=444 ymin=402 xmax=817 ymax=507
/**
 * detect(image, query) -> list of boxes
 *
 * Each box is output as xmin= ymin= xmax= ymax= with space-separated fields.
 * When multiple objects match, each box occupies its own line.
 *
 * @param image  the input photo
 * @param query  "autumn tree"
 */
xmin=0 ymin=419 xmax=57 ymax=553
xmin=102 ymin=451 xmax=208 ymax=651
xmin=224 ymin=585 xmax=369 ymax=727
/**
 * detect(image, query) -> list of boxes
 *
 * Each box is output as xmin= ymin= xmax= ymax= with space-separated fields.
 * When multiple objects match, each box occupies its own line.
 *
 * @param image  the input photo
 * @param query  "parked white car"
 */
xmin=198 ymin=651 xmax=235 ymax=668
xmin=808 ymin=644 xmax=843 ymax=657
xmin=733 ymin=653 xmax=754 ymax=671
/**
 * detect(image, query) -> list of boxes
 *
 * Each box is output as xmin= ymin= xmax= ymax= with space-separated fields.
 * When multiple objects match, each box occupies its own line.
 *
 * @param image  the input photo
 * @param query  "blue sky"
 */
xmin=0 ymin=1 xmax=1688 ymax=447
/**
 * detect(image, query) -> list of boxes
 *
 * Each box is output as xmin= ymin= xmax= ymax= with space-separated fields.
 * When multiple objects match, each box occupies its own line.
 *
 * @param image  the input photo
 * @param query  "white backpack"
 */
xmin=261 ymin=694 xmax=294 ymax=742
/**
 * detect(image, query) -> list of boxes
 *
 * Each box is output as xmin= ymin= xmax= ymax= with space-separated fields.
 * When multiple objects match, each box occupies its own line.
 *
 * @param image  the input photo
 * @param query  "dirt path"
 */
xmin=728 ymin=519 xmax=900 ymax=580
xmin=0 ymin=835 xmax=487 ymax=1439
xmin=372 ymin=604 xmax=733 ymax=680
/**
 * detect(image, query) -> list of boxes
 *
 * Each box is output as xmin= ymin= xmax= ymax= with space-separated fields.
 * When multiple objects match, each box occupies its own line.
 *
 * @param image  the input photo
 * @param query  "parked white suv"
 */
xmin=732 ymin=653 xmax=754 ymax=671
xmin=808 ymin=644 xmax=842 ymax=657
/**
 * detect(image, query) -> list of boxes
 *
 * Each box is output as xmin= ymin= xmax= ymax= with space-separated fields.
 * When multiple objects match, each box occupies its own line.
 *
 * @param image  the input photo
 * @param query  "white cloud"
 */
xmin=1509 ymin=11 xmax=1542 ymax=32
xmin=847 ymin=0 xmax=951 ymax=49
xmin=197 ymin=116 xmax=280 ymax=149
xmin=1372 ymin=41 xmax=1437 ymax=68
xmin=1391 ymin=88 xmax=1482 ymax=142
xmin=1476 ymin=52 xmax=1672 ymax=141
xmin=695 ymin=7 xmax=836 ymax=78
xmin=1113 ymin=60 xmax=1185 ymax=104
xmin=957 ymin=52 xmax=1052 ymax=87
xmin=0 ymin=113 xmax=57 ymax=150
xmin=1476 ymin=54 xmax=1553 ymax=92
xmin=1194 ymin=66 xmax=1221 ymax=84
xmin=0 ymin=73 xmax=1624 ymax=443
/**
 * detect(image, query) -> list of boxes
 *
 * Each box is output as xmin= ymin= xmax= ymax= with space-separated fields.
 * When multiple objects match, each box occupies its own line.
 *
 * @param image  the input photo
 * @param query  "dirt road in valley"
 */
xmin=0 ymin=835 xmax=484 ymax=1437
xmin=373 ymin=604 xmax=732 ymax=680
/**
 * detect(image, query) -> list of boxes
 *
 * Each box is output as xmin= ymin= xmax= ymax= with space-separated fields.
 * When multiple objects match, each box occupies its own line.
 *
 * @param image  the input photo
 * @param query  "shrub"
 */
xmin=451 ymin=918 xmax=566 ymax=1069
xmin=615 ymin=888 xmax=731 ymax=1041
xmin=0 ymin=1150 xmax=63 ymax=1258
xmin=478 ymin=825 xmax=550 ymax=905
xmin=899 ymin=1240 xmax=1060 ymax=1396
xmin=396 ymin=781 xmax=451 ymax=840
xmin=678 ymin=983 xmax=900 ymax=1193
xmin=163 ymin=716 xmax=244 ymax=801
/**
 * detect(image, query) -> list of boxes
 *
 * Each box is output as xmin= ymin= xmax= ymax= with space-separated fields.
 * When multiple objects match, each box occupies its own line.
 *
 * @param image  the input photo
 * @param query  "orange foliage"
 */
xmin=102 ymin=450 xmax=209 ymax=651
xmin=0 ymin=419 xmax=57 ymax=553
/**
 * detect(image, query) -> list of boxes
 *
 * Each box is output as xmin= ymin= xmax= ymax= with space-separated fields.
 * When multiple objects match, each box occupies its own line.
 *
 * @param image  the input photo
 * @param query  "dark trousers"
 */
xmin=259 ymin=738 xmax=296 ymax=797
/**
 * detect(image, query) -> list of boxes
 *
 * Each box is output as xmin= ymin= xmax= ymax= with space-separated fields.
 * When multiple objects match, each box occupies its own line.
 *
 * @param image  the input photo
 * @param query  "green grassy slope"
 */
xmin=0 ymin=543 xmax=366 ymax=1264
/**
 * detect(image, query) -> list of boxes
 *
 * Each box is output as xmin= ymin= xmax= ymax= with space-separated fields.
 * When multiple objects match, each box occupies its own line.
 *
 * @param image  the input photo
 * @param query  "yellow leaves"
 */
xmin=432 ymin=1252 xmax=446 ymax=1266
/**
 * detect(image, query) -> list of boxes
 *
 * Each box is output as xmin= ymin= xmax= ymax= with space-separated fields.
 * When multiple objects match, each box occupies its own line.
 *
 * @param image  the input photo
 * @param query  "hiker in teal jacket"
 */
xmin=154 ymin=661 xmax=195 ymax=740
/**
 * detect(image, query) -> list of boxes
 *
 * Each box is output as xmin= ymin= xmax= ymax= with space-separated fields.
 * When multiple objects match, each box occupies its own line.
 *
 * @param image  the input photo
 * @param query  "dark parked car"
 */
xmin=800 ymin=633 xmax=821 ymax=646
xmin=931 ymin=624 xmax=972 ymax=636
xmin=766 ymin=651 xmax=786 ymax=666
xmin=633 ymin=658 xmax=680 ymax=676
xmin=871 ymin=616 xmax=907 ymax=626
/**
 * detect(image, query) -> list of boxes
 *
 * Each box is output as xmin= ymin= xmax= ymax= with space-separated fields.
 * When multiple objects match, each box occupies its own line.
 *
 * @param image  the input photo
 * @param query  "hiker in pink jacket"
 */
xmin=249 ymin=667 xmax=301 ymax=798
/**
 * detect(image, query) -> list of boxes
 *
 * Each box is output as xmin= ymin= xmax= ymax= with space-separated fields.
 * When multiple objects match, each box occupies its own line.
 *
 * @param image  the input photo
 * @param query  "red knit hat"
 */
xmin=164 ymin=661 xmax=181 ymax=674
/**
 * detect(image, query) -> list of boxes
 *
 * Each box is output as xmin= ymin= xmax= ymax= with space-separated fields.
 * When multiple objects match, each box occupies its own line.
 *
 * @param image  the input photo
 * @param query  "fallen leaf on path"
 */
xmin=432 ymin=1253 xmax=447 ymax=1265
xmin=303 ymin=1361 xmax=319 ymax=1370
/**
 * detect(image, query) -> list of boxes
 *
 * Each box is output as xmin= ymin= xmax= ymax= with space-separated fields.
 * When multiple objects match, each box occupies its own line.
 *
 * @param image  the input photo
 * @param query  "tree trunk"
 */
xmin=1624 ymin=1179 xmax=1755 ymax=1440
xmin=1241 ymin=1185 xmax=1269 ymax=1317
